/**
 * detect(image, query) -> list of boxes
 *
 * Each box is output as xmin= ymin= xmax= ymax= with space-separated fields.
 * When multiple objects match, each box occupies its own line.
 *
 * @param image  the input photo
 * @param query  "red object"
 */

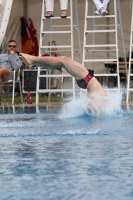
xmin=84 ymin=73 xmax=92 ymax=83
xmin=27 ymin=18 xmax=39 ymax=56
xmin=21 ymin=17 xmax=33 ymax=55
xmin=42 ymin=53 xmax=49 ymax=56
xmin=21 ymin=17 xmax=39 ymax=56
xmin=42 ymin=53 xmax=61 ymax=57
xmin=27 ymin=91 xmax=32 ymax=104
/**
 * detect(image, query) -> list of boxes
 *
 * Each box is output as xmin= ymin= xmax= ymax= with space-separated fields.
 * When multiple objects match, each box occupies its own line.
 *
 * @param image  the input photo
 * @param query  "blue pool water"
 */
xmin=0 ymin=104 xmax=133 ymax=200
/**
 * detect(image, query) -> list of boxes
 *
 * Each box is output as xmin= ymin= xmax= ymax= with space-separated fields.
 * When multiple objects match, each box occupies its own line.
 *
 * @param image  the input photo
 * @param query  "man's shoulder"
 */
xmin=0 ymin=53 xmax=8 ymax=58
xmin=0 ymin=53 xmax=8 ymax=55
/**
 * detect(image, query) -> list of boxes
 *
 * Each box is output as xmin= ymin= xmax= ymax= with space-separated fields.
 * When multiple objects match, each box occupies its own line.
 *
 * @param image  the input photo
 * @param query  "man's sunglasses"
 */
xmin=8 ymin=45 xmax=16 ymax=48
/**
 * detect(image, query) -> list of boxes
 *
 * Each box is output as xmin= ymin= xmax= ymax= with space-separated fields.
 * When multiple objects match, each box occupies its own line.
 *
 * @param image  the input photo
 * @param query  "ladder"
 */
xmin=0 ymin=0 xmax=13 ymax=46
xmin=127 ymin=1 xmax=133 ymax=103
xmin=36 ymin=0 xmax=81 ymax=105
xmin=82 ymin=0 xmax=127 ymax=91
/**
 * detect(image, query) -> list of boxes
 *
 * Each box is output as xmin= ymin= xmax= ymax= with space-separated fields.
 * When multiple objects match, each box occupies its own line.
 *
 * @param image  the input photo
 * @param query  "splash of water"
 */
xmin=60 ymin=89 xmax=124 ymax=118
xmin=60 ymin=98 xmax=86 ymax=118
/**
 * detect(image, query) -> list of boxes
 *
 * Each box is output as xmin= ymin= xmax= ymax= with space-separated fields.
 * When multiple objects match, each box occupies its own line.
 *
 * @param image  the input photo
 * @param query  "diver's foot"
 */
xmin=19 ymin=53 xmax=33 ymax=67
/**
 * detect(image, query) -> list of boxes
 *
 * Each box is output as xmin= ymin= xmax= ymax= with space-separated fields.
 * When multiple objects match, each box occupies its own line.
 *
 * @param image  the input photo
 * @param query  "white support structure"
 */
xmin=12 ymin=69 xmax=23 ymax=105
xmin=36 ymin=0 xmax=80 ymax=105
xmin=82 ymin=0 xmax=126 ymax=91
xmin=0 ymin=0 xmax=13 ymax=46
xmin=127 ymin=1 xmax=133 ymax=103
xmin=1 ymin=69 xmax=23 ymax=105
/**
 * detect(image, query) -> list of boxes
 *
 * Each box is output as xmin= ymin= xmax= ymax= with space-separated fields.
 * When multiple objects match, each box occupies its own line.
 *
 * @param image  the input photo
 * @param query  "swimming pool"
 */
xmin=0 ymin=105 xmax=133 ymax=200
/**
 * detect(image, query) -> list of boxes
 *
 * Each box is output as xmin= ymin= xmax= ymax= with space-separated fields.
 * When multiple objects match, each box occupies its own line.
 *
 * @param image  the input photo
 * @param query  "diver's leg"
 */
xmin=19 ymin=53 xmax=88 ymax=79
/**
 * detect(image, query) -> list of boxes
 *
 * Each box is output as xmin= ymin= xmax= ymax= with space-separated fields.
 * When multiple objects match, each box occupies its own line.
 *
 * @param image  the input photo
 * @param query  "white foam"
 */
xmin=60 ymin=98 xmax=86 ymax=118
xmin=60 ymin=89 xmax=123 ymax=118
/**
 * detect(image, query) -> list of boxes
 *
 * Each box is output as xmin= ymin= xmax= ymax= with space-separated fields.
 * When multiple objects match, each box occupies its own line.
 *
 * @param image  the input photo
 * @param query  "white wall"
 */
xmin=1 ymin=0 xmax=23 ymax=52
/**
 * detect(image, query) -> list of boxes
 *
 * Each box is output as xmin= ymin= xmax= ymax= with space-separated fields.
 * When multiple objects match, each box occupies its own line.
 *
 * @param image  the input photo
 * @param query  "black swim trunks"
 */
xmin=76 ymin=69 xmax=94 ymax=89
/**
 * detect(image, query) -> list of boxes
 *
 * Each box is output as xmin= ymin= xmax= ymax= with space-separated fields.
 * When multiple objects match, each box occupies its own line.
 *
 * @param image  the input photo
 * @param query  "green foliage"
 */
xmin=0 ymin=94 xmax=62 ymax=104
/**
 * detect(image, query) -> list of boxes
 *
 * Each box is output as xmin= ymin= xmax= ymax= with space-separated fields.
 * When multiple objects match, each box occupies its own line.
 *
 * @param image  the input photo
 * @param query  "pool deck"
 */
xmin=0 ymin=101 xmax=64 ymax=107
xmin=0 ymin=101 xmax=133 ymax=107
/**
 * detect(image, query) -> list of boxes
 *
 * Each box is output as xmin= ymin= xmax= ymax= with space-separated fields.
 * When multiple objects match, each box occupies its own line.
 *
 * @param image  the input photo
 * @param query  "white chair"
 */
xmin=1 ymin=69 xmax=23 ymax=104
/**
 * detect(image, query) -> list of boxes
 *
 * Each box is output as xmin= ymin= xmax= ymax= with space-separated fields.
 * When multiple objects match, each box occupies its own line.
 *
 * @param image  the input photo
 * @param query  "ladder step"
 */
xmin=94 ymin=74 xmax=119 ymax=77
xmin=80 ymin=88 xmax=120 ymax=91
xmin=52 ymin=25 xmax=78 ymax=28
xmin=86 ymin=49 xmax=117 ymax=52
xmin=94 ymin=24 xmax=121 ymax=27
xmin=86 ymin=15 xmax=115 ymax=19
xmin=38 ymin=74 xmax=71 ymax=78
xmin=40 ymin=45 xmax=72 ymax=48
xmin=104 ymin=88 xmax=120 ymax=91
xmin=38 ymin=89 xmax=74 ymax=93
xmin=85 ymin=44 xmax=117 ymax=48
xmin=86 ymin=30 xmax=116 ymax=33
xmin=41 ymin=31 xmax=71 ymax=34
xmin=84 ymin=59 xmax=117 ymax=62
xmin=43 ymin=49 xmax=75 ymax=53
xmin=43 ymin=16 xmax=71 ymax=20
xmin=42 ymin=50 xmax=80 ymax=53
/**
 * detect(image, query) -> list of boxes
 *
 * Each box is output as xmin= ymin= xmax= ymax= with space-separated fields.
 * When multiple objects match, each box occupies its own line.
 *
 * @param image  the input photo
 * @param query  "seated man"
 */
xmin=19 ymin=53 xmax=107 ymax=112
xmin=0 ymin=40 xmax=22 ymax=92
